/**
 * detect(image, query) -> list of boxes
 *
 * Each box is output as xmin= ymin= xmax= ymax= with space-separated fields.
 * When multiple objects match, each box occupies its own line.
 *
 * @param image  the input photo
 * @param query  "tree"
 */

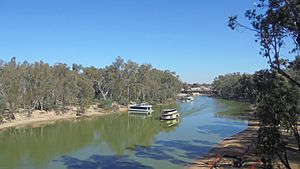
xmin=254 ymin=70 xmax=295 ymax=169
xmin=229 ymin=0 xmax=300 ymax=88
xmin=123 ymin=60 xmax=139 ymax=102
xmin=229 ymin=2 xmax=300 ymax=167
xmin=1 ymin=58 xmax=19 ymax=117
xmin=212 ymin=72 xmax=256 ymax=102
xmin=0 ymin=57 xmax=182 ymax=119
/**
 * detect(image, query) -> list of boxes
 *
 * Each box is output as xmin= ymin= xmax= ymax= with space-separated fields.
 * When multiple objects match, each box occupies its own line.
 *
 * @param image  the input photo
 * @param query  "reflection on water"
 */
xmin=0 ymin=96 xmax=248 ymax=169
xmin=160 ymin=118 xmax=180 ymax=128
xmin=215 ymin=99 xmax=250 ymax=120
xmin=129 ymin=113 xmax=153 ymax=119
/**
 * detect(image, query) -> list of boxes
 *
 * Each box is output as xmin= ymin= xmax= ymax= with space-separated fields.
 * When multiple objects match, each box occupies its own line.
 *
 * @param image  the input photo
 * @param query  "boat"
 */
xmin=128 ymin=103 xmax=153 ymax=114
xmin=180 ymin=96 xmax=194 ymax=102
xmin=186 ymin=96 xmax=194 ymax=101
xmin=160 ymin=109 xmax=179 ymax=120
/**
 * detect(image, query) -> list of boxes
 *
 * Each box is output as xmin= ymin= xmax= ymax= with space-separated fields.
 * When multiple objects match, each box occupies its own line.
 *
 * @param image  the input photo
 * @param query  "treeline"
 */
xmin=212 ymin=57 xmax=300 ymax=103
xmin=0 ymin=57 xmax=182 ymax=118
xmin=212 ymin=57 xmax=300 ymax=168
xmin=212 ymin=72 xmax=256 ymax=102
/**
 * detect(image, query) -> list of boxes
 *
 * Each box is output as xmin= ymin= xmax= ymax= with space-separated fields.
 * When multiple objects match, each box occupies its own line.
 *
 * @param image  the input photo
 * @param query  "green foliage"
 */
xmin=213 ymin=65 xmax=300 ymax=168
xmin=83 ymin=57 xmax=182 ymax=105
xmin=0 ymin=95 xmax=5 ymax=115
xmin=229 ymin=1 xmax=300 ymax=167
xmin=97 ymin=99 xmax=113 ymax=109
xmin=0 ymin=57 xmax=182 ymax=115
xmin=254 ymin=70 xmax=298 ymax=169
xmin=212 ymin=73 xmax=256 ymax=102
xmin=229 ymin=0 xmax=300 ymax=88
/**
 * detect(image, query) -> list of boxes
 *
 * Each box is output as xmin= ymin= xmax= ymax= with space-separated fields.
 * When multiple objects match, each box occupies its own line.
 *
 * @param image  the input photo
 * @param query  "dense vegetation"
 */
xmin=227 ymin=0 xmax=300 ymax=167
xmin=0 ymin=57 xmax=182 ymax=120
xmin=212 ymin=73 xmax=256 ymax=102
xmin=213 ymin=57 xmax=300 ymax=168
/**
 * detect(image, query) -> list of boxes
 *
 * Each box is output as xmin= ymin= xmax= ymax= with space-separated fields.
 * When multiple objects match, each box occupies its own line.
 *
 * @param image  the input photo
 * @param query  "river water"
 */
xmin=0 ymin=96 xmax=248 ymax=169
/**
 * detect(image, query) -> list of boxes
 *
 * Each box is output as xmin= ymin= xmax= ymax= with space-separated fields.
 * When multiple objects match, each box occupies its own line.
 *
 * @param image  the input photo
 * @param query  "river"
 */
xmin=0 ymin=96 xmax=248 ymax=169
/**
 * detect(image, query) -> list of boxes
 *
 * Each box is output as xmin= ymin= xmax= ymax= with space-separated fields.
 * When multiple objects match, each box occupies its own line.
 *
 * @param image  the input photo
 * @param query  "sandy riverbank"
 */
xmin=187 ymin=119 xmax=300 ymax=169
xmin=187 ymin=120 xmax=259 ymax=169
xmin=0 ymin=105 xmax=128 ymax=131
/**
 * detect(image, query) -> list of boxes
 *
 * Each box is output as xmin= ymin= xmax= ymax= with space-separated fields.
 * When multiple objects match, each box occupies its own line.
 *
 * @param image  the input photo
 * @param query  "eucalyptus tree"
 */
xmin=237 ymin=74 xmax=256 ymax=102
xmin=254 ymin=70 xmax=294 ymax=169
xmin=1 ymin=58 xmax=19 ymax=116
xmin=110 ymin=56 xmax=126 ymax=103
xmin=0 ymin=61 xmax=4 ymax=115
xmin=229 ymin=2 xmax=300 ymax=165
xmin=0 ymin=57 xmax=182 ymax=118
xmin=287 ymin=56 xmax=300 ymax=150
xmin=75 ymin=75 xmax=94 ymax=114
xmin=212 ymin=73 xmax=243 ymax=99
xmin=52 ymin=63 xmax=71 ymax=112
xmin=0 ymin=81 xmax=5 ymax=119
xmin=123 ymin=60 xmax=139 ymax=102
xmin=229 ymin=0 xmax=300 ymax=87
xmin=137 ymin=63 xmax=152 ymax=102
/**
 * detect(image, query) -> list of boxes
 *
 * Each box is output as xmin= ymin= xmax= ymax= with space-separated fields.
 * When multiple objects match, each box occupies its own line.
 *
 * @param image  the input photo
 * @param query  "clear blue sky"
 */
xmin=0 ymin=0 xmax=272 ymax=83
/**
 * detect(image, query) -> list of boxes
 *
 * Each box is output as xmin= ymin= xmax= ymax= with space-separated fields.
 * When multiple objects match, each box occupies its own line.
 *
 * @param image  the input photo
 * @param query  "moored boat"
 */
xmin=160 ymin=109 xmax=179 ymax=120
xmin=128 ymin=103 xmax=153 ymax=114
xmin=186 ymin=96 xmax=194 ymax=101
xmin=180 ymin=96 xmax=194 ymax=102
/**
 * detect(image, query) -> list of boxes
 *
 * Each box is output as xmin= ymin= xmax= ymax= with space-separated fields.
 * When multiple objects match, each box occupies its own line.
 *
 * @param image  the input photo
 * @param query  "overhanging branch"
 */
xmin=271 ymin=65 xmax=300 ymax=88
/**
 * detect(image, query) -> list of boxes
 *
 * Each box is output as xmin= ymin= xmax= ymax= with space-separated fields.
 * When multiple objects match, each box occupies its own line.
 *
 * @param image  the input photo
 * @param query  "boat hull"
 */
xmin=128 ymin=109 xmax=153 ymax=114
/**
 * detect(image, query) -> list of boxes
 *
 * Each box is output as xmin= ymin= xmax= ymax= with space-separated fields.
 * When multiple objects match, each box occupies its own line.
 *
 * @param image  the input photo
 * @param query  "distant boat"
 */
xmin=160 ymin=109 xmax=179 ymax=120
xmin=180 ymin=96 xmax=194 ymax=102
xmin=187 ymin=96 xmax=194 ymax=101
xmin=128 ymin=103 xmax=153 ymax=114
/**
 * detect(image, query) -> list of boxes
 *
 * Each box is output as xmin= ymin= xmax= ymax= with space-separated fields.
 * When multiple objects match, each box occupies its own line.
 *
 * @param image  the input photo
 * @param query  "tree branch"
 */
xmin=271 ymin=65 xmax=300 ymax=88
xmin=236 ymin=22 xmax=260 ymax=33
xmin=283 ymin=0 xmax=300 ymax=46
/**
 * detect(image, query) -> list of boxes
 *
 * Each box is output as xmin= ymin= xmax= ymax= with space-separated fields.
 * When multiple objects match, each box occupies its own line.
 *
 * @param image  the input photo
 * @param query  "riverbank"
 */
xmin=187 ymin=118 xmax=300 ymax=169
xmin=0 ymin=105 xmax=128 ymax=131
xmin=187 ymin=119 xmax=259 ymax=169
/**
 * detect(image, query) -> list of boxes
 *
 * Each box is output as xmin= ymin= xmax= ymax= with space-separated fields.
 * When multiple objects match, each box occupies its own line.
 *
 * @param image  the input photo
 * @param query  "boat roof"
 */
xmin=129 ymin=103 xmax=152 ymax=107
xmin=162 ymin=109 xmax=176 ymax=111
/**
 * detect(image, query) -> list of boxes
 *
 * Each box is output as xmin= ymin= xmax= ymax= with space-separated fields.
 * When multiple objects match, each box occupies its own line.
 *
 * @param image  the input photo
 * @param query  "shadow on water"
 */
xmin=55 ymin=155 xmax=153 ymax=169
xmin=0 ymin=96 xmax=249 ymax=169
xmin=134 ymin=140 xmax=215 ymax=166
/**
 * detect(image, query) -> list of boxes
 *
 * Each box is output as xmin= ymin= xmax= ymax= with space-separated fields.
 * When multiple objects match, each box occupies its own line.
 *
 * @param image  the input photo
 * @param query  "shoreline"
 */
xmin=187 ymin=118 xmax=300 ymax=169
xmin=187 ymin=119 xmax=259 ymax=169
xmin=0 ymin=106 xmax=128 ymax=131
xmin=0 ymin=100 xmax=176 ymax=131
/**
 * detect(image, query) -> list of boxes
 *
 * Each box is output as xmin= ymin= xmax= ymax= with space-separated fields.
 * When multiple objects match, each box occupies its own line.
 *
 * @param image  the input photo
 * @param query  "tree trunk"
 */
xmin=276 ymin=149 xmax=292 ymax=169
xmin=100 ymin=89 xmax=108 ymax=100
xmin=40 ymin=98 xmax=44 ymax=111
xmin=292 ymin=126 xmax=300 ymax=151
xmin=127 ymin=86 xmax=130 ymax=102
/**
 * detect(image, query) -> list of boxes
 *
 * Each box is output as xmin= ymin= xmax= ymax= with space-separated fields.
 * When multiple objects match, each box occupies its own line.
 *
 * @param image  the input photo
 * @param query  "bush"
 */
xmin=97 ymin=99 xmax=112 ymax=109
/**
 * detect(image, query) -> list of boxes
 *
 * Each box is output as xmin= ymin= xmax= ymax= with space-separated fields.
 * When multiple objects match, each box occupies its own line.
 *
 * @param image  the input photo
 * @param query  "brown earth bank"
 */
xmin=0 ymin=105 xmax=128 ymax=131
xmin=187 ymin=119 xmax=300 ymax=169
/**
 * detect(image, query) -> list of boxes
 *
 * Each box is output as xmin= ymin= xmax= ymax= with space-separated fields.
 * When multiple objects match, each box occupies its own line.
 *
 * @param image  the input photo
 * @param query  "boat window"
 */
xmin=130 ymin=106 xmax=148 ymax=110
